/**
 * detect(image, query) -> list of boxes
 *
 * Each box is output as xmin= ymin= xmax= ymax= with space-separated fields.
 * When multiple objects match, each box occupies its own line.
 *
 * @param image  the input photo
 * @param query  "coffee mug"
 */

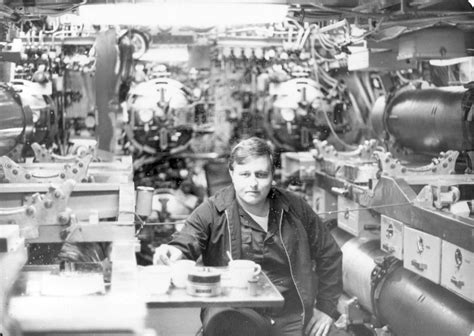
xmin=228 ymin=260 xmax=261 ymax=288
xmin=170 ymin=259 xmax=196 ymax=288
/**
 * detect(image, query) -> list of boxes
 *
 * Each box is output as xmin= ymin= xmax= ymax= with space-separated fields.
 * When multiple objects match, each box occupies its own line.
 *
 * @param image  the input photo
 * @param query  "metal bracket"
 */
xmin=0 ymin=155 xmax=92 ymax=183
xmin=450 ymin=276 xmax=465 ymax=289
xmin=312 ymin=139 xmax=379 ymax=161
xmin=375 ymin=150 xmax=459 ymax=177
xmin=0 ymin=180 xmax=75 ymax=239
xmin=4 ymin=143 xmax=24 ymax=163
xmin=312 ymin=139 xmax=380 ymax=182
xmin=31 ymin=142 xmax=96 ymax=163
xmin=371 ymin=256 xmax=400 ymax=323
xmin=346 ymin=297 xmax=372 ymax=324
xmin=415 ymin=184 xmax=461 ymax=210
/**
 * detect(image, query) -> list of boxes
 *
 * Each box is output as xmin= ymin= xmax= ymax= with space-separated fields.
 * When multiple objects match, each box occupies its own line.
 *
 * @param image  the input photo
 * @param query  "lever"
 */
xmin=411 ymin=260 xmax=427 ymax=271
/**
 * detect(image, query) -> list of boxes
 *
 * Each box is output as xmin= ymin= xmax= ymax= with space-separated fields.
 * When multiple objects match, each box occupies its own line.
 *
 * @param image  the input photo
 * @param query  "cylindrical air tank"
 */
xmin=371 ymin=87 xmax=474 ymax=155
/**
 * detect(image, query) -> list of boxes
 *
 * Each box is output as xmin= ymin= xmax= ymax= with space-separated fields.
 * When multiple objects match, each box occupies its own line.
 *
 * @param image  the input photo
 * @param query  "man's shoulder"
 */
xmin=273 ymin=187 xmax=306 ymax=204
xmin=187 ymin=186 xmax=234 ymax=218
xmin=271 ymin=187 xmax=311 ymax=214
xmin=208 ymin=185 xmax=236 ymax=211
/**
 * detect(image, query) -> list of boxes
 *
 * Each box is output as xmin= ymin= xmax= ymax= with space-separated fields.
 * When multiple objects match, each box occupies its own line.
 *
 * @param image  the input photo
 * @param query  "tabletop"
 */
xmin=144 ymin=268 xmax=285 ymax=309
xmin=9 ymin=265 xmax=285 ymax=310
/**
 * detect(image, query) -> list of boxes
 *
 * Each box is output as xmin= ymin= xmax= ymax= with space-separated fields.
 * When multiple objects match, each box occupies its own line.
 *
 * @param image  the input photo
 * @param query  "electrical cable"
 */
xmin=317 ymin=67 xmax=338 ymax=86
xmin=299 ymin=26 xmax=310 ymax=49
xmin=311 ymin=33 xmax=338 ymax=64
xmin=318 ymin=29 xmax=339 ymax=49
xmin=313 ymin=47 xmax=337 ymax=62
xmin=315 ymin=70 xmax=335 ymax=91
xmin=395 ymin=71 xmax=411 ymax=83
xmin=316 ymin=201 xmax=414 ymax=217
xmin=350 ymin=16 xmax=386 ymax=43
xmin=316 ymin=33 xmax=337 ymax=52
xmin=127 ymin=210 xmax=185 ymax=237
xmin=286 ymin=18 xmax=304 ymax=31
xmin=294 ymin=27 xmax=305 ymax=49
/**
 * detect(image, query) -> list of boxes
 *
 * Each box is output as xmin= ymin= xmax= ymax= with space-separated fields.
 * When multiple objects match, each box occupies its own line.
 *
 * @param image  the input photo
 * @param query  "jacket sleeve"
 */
xmin=302 ymin=199 xmax=343 ymax=320
xmin=168 ymin=201 xmax=212 ymax=261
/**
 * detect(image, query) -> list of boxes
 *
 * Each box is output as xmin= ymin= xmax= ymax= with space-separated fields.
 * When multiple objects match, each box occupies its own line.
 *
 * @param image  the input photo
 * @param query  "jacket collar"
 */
xmin=213 ymin=185 xmax=290 ymax=212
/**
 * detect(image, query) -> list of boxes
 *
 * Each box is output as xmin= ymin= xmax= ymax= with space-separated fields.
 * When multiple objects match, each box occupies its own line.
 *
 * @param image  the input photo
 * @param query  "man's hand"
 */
xmin=153 ymin=244 xmax=183 ymax=265
xmin=305 ymin=308 xmax=334 ymax=336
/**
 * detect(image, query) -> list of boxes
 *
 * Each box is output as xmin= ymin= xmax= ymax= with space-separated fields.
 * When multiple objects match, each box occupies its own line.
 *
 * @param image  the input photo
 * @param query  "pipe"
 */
xmin=331 ymin=228 xmax=473 ymax=336
xmin=370 ymin=87 xmax=474 ymax=155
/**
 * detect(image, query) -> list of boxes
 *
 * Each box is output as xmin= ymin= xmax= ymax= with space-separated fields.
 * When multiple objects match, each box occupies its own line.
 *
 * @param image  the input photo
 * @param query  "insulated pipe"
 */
xmin=331 ymin=228 xmax=474 ymax=336
xmin=0 ymin=84 xmax=33 ymax=156
xmin=371 ymin=87 xmax=474 ymax=155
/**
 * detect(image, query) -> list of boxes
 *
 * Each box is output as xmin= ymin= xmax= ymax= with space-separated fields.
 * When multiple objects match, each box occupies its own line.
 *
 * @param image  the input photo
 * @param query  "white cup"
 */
xmin=228 ymin=260 xmax=261 ymax=288
xmin=170 ymin=259 xmax=196 ymax=288
xmin=139 ymin=265 xmax=171 ymax=294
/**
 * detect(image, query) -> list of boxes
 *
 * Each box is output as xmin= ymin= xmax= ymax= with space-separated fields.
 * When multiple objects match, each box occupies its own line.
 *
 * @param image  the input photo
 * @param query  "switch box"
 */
xmin=348 ymin=49 xmax=415 ymax=71
xmin=380 ymin=215 xmax=404 ymax=260
xmin=337 ymin=196 xmax=379 ymax=236
xmin=403 ymin=226 xmax=441 ymax=284
xmin=312 ymin=186 xmax=337 ymax=220
xmin=441 ymin=240 xmax=473 ymax=303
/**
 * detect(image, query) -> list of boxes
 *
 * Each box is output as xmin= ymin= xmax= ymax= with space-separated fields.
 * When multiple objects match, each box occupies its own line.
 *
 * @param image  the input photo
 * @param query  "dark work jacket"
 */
xmin=169 ymin=185 xmax=343 ymax=325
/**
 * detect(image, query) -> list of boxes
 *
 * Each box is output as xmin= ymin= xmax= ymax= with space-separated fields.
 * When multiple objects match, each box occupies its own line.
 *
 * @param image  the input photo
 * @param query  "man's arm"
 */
xmin=167 ymin=200 xmax=213 ymax=260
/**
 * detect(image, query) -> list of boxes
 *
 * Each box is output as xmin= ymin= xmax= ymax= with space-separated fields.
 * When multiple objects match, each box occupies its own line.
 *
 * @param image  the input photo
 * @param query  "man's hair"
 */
xmin=228 ymin=137 xmax=274 ymax=172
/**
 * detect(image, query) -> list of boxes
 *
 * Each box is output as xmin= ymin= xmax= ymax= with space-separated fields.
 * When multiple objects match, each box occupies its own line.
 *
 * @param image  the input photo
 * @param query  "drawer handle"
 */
xmin=382 ymin=243 xmax=395 ymax=253
xmin=364 ymin=224 xmax=380 ymax=231
xmin=450 ymin=277 xmax=465 ymax=288
xmin=411 ymin=260 xmax=427 ymax=271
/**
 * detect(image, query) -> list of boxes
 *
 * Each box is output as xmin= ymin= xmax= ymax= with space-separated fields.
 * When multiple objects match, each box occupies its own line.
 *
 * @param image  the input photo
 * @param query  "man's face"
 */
xmin=230 ymin=155 xmax=273 ymax=209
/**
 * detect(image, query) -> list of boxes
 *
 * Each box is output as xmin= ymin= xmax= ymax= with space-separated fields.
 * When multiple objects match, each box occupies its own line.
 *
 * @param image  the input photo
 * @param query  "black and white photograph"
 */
xmin=0 ymin=1 xmax=473 ymax=335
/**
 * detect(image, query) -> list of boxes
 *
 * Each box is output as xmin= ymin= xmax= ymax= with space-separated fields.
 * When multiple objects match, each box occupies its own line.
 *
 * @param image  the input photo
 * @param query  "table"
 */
xmin=7 ymin=266 xmax=284 ymax=335
xmin=144 ymin=268 xmax=285 ymax=309
xmin=143 ymin=268 xmax=284 ymax=336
